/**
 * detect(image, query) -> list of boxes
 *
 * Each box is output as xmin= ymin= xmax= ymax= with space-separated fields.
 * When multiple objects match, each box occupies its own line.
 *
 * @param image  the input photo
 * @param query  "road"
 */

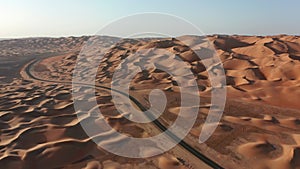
xmin=22 ymin=58 xmax=224 ymax=169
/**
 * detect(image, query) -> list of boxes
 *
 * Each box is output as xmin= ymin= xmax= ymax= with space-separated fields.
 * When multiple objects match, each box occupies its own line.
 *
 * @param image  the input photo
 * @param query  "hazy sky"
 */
xmin=1 ymin=0 xmax=299 ymax=38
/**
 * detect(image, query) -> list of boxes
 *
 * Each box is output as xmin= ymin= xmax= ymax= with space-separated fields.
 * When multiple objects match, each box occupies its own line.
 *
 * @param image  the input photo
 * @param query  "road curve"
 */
xmin=23 ymin=58 xmax=224 ymax=169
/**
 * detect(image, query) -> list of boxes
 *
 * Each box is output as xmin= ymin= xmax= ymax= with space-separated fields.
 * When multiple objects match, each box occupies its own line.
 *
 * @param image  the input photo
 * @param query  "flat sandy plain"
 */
xmin=0 ymin=35 xmax=299 ymax=169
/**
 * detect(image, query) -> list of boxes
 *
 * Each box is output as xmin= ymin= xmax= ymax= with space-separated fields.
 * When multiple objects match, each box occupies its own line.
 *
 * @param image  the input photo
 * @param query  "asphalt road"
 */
xmin=24 ymin=58 xmax=224 ymax=169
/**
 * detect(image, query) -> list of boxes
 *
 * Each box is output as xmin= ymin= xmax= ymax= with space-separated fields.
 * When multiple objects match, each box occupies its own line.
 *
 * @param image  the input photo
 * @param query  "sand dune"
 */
xmin=0 ymin=35 xmax=300 ymax=169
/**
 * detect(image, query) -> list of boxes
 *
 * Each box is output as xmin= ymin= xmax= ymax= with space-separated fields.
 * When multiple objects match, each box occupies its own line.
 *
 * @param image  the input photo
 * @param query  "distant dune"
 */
xmin=0 ymin=35 xmax=299 ymax=169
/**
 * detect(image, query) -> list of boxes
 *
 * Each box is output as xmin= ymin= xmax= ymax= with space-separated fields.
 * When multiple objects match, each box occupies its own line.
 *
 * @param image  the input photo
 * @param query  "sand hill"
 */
xmin=0 ymin=35 xmax=299 ymax=169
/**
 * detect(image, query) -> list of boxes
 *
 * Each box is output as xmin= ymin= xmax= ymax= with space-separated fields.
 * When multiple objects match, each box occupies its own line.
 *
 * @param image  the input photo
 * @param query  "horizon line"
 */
xmin=1 ymin=33 xmax=300 ymax=40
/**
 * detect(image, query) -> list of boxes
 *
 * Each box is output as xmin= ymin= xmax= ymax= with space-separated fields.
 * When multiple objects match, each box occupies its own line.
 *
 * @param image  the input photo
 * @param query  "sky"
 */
xmin=1 ymin=0 xmax=300 ymax=38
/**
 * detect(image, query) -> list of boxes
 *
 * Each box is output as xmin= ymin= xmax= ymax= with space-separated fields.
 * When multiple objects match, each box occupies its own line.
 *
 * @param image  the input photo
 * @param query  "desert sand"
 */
xmin=0 ymin=35 xmax=299 ymax=169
